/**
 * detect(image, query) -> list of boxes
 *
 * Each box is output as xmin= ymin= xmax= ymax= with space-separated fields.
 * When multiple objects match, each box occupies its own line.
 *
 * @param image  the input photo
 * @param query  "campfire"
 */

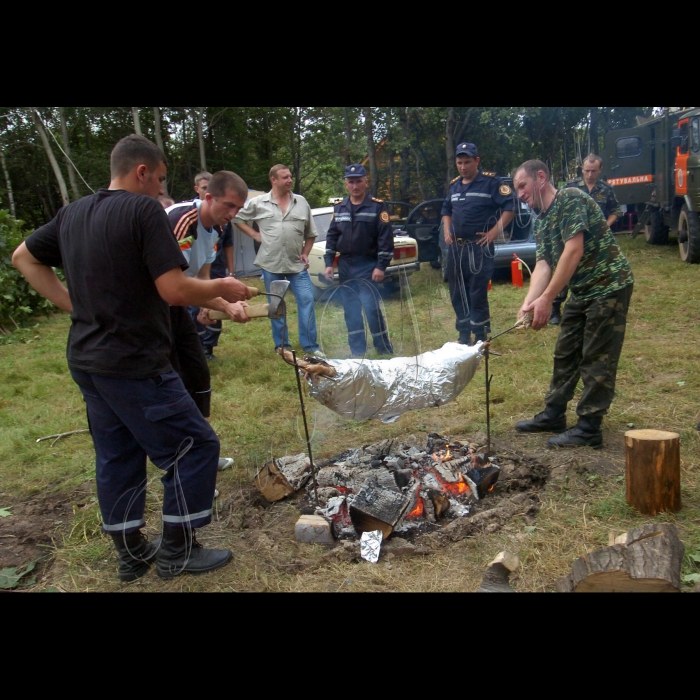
xmin=254 ymin=433 xmax=514 ymax=542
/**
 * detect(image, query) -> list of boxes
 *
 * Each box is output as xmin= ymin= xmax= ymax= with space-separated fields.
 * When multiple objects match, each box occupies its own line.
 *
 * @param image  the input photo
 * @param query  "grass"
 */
xmin=1 ymin=233 xmax=700 ymax=592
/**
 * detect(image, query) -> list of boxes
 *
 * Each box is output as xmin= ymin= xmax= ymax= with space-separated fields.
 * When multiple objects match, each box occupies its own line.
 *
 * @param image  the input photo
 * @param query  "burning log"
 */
xmin=428 ymin=489 xmax=450 ymax=519
xmin=555 ymin=523 xmax=685 ymax=593
xmin=476 ymin=551 xmax=520 ymax=593
xmin=349 ymin=479 xmax=412 ymax=539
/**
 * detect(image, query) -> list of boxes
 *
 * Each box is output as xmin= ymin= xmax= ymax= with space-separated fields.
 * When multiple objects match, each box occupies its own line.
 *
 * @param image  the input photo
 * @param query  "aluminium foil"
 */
xmin=307 ymin=341 xmax=483 ymax=424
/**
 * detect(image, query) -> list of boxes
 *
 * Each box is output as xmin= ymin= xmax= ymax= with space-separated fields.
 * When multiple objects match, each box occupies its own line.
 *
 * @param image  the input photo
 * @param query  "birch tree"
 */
xmin=59 ymin=107 xmax=81 ymax=200
xmin=31 ymin=108 xmax=70 ymax=207
xmin=131 ymin=107 xmax=142 ymax=135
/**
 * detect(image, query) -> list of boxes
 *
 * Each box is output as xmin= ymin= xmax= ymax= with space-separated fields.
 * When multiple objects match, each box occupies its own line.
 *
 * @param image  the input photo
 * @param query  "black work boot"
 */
xmin=549 ymin=303 xmax=561 ymax=326
xmin=515 ymin=405 xmax=567 ymax=433
xmin=110 ymin=530 xmax=160 ymax=583
xmin=547 ymin=416 xmax=603 ymax=449
xmin=156 ymin=525 xmax=232 ymax=580
xmin=458 ymin=330 xmax=471 ymax=345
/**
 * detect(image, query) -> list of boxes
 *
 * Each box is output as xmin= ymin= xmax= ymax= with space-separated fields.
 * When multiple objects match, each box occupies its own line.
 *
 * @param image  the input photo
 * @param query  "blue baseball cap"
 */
xmin=455 ymin=142 xmax=478 ymax=158
xmin=344 ymin=163 xmax=367 ymax=178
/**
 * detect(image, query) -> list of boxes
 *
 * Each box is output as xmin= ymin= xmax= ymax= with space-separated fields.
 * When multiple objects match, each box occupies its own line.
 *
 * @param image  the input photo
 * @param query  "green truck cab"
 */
xmin=603 ymin=107 xmax=700 ymax=263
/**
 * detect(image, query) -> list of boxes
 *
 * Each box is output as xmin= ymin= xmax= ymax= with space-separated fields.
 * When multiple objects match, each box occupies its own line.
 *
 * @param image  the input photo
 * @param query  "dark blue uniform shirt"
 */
xmin=440 ymin=171 xmax=515 ymax=240
xmin=323 ymin=194 xmax=394 ymax=271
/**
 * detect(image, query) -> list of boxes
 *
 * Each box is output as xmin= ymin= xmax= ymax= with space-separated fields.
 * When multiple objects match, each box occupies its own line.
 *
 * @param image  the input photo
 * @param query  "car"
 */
xmin=307 ymin=206 xmax=420 ymax=300
xmin=395 ymin=180 xmax=537 ymax=282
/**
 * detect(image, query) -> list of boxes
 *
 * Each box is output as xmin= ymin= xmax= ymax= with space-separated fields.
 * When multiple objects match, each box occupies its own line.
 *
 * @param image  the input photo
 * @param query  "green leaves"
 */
xmin=0 ymin=561 xmax=36 ymax=590
xmin=0 ymin=507 xmax=11 ymax=517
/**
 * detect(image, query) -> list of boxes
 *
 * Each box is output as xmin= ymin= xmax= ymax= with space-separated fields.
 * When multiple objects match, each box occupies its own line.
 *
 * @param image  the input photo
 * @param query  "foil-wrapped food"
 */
xmin=305 ymin=341 xmax=484 ymax=424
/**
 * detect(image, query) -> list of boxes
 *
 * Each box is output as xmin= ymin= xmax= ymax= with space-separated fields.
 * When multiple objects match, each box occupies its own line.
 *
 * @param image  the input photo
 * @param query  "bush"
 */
xmin=0 ymin=209 xmax=58 ymax=334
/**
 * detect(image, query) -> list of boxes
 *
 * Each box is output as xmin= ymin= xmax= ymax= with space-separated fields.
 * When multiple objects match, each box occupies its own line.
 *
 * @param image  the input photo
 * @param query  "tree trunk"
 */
xmin=362 ymin=107 xmax=378 ymax=196
xmin=290 ymin=108 xmax=302 ymax=193
xmin=195 ymin=108 xmax=207 ymax=171
xmin=625 ymin=429 xmax=681 ymax=515
xmin=31 ymin=108 xmax=70 ymax=207
xmin=153 ymin=107 xmax=168 ymax=195
xmin=59 ymin=107 xmax=81 ymax=200
xmin=589 ymin=107 xmax=600 ymax=155
xmin=131 ymin=107 xmax=142 ymax=135
xmin=343 ymin=107 xmax=353 ymax=166
xmin=0 ymin=143 xmax=16 ymax=217
xmin=445 ymin=107 xmax=457 ymax=193
xmin=399 ymin=108 xmax=412 ymax=203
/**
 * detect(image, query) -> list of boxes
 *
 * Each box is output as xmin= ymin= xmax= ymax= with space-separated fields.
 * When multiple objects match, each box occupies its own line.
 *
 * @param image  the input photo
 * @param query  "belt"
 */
xmin=455 ymin=238 xmax=476 ymax=246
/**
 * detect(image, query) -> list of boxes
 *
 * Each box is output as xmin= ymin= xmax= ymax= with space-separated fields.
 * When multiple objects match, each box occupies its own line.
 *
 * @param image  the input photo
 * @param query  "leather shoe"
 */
xmin=547 ymin=425 xmax=603 ymax=449
xmin=515 ymin=407 xmax=566 ymax=433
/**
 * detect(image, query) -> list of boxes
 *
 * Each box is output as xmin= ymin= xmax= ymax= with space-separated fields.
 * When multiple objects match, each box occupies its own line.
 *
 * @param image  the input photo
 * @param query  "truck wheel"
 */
xmin=644 ymin=209 xmax=669 ymax=245
xmin=678 ymin=205 xmax=700 ymax=263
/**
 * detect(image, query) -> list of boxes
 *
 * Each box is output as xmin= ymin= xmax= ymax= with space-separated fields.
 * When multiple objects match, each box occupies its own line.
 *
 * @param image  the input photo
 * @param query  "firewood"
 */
xmin=555 ymin=523 xmax=684 ymax=592
xmin=625 ymin=429 xmax=681 ymax=515
xmin=476 ymin=551 xmax=520 ymax=593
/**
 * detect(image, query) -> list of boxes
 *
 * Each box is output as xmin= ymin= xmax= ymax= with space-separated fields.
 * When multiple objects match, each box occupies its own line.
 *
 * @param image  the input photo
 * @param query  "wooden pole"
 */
xmin=625 ymin=429 xmax=681 ymax=515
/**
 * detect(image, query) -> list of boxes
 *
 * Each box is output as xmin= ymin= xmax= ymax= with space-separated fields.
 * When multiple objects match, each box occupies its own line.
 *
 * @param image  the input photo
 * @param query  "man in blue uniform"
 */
xmin=441 ymin=143 xmax=515 ymax=345
xmin=323 ymin=164 xmax=394 ymax=357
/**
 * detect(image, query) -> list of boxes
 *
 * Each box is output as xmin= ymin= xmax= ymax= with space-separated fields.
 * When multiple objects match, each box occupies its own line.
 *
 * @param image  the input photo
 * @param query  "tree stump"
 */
xmin=555 ymin=523 xmax=684 ymax=592
xmin=625 ymin=429 xmax=681 ymax=515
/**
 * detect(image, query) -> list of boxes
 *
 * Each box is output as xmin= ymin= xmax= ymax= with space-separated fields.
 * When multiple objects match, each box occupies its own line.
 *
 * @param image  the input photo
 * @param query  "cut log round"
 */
xmin=625 ymin=429 xmax=681 ymax=515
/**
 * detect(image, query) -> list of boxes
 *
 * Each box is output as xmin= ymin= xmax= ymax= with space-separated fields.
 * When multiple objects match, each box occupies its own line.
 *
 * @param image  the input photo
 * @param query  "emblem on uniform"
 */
xmin=380 ymin=211 xmax=390 ymax=223
xmin=499 ymin=184 xmax=512 ymax=195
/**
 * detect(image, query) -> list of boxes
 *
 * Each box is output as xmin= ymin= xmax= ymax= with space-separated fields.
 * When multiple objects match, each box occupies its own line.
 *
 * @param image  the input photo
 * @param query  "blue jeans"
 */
xmin=261 ymin=268 xmax=319 ymax=352
xmin=338 ymin=256 xmax=393 ymax=356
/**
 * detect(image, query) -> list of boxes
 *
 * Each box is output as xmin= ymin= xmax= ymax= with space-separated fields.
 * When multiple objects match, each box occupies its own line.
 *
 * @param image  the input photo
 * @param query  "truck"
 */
xmin=603 ymin=107 xmax=700 ymax=263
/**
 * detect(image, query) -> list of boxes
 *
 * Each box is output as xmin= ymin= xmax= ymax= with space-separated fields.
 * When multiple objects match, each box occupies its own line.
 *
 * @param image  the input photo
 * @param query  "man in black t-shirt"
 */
xmin=12 ymin=135 xmax=252 ymax=582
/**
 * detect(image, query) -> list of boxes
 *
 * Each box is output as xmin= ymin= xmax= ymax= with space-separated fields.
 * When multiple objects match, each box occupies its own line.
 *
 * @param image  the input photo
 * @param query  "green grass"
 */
xmin=1 ymin=233 xmax=700 ymax=591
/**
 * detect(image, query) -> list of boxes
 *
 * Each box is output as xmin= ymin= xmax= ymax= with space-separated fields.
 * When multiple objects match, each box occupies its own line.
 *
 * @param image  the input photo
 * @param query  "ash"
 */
xmin=303 ymin=433 xmax=511 ymax=540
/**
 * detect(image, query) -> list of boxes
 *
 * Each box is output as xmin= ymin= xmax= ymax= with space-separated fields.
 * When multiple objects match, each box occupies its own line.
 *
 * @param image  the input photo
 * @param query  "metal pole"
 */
xmin=484 ymin=344 xmax=493 ymax=455
xmin=291 ymin=350 xmax=319 ymax=507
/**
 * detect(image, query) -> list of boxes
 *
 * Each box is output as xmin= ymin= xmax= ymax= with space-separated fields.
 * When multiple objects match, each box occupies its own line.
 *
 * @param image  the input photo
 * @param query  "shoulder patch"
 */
xmin=380 ymin=211 xmax=390 ymax=224
xmin=450 ymin=176 xmax=460 ymax=184
xmin=499 ymin=183 xmax=512 ymax=196
xmin=371 ymin=197 xmax=384 ymax=203
xmin=482 ymin=171 xmax=495 ymax=177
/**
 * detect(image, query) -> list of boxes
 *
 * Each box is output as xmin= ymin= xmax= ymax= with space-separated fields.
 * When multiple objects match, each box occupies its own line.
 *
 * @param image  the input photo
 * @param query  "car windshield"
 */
xmin=313 ymin=212 xmax=333 ymax=242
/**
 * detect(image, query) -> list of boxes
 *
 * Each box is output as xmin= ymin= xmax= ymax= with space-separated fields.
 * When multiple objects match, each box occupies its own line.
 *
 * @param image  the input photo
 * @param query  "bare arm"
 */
xmin=154 ymin=268 xmax=253 ymax=307
xmin=300 ymin=236 xmax=315 ymax=266
xmin=477 ymin=210 xmax=515 ymax=246
xmin=196 ymin=263 xmax=211 ymax=281
xmin=442 ymin=215 xmax=454 ymax=245
xmin=12 ymin=242 xmax=72 ymax=312
xmin=519 ymin=232 xmax=584 ymax=330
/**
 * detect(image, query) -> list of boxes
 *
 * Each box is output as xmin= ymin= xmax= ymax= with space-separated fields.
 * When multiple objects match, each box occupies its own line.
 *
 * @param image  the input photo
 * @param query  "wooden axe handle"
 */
xmin=208 ymin=304 xmax=270 ymax=320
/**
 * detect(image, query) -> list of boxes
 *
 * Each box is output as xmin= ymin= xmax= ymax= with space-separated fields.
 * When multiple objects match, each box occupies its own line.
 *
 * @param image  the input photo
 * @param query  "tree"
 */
xmin=31 ymin=108 xmax=70 ymax=207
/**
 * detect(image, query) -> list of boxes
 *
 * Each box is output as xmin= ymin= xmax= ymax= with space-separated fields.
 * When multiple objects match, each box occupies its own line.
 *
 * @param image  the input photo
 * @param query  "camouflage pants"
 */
xmin=545 ymin=284 xmax=633 ymax=418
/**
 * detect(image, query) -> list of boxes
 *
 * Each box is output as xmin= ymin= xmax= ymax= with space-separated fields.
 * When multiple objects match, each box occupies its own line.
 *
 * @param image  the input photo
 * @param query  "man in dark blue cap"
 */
xmin=440 ymin=142 xmax=515 ymax=345
xmin=323 ymin=164 xmax=394 ymax=356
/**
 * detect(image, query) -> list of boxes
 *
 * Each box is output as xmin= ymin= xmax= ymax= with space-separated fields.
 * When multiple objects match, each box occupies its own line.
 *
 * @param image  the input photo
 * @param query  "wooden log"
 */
xmin=476 ymin=551 xmax=520 ymax=593
xmin=555 ymin=523 xmax=685 ymax=592
xmin=349 ymin=479 xmax=411 ymax=539
xmin=254 ymin=454 xmax=311 ymax=502
xmin=625 ymin=429 xmax=681 ymax=515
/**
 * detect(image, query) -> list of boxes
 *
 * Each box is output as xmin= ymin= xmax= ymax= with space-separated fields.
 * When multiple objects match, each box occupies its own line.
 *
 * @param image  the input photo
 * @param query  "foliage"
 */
xmin=0 ymin=209 xmax=58 ymax=334
xmin=0 ymin=561 xmax=36 ymax=589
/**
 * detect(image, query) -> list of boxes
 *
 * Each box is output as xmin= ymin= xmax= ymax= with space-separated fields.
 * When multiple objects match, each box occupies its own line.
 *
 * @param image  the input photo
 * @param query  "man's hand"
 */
xmin=476 ymin=228 xmax=497 ymax=247
xmin=519 ymin=297 xmax=551 ymax=330
xmin=372 ymin=268 xmax=385 ymax=283
xmin=300 ymin=252 xmax=310 ymax=270
xmin=324 ymin=266 xmax=335 ymax=281
xmin=223 ymin=301 xmax=250 ymax=323
xmin=197 ymin=308 xmax=215 ymax=326
xmin=219 ymin=276 xmax=254 ymax=302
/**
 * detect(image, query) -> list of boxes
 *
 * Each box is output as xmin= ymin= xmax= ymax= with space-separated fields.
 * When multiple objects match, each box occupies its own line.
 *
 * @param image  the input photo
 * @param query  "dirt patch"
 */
xmin=0 ymin=488 xmax=82 ymax=588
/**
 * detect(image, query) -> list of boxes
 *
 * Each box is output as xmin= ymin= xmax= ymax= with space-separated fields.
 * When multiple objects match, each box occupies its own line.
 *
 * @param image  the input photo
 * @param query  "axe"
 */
xmin=208 ymin=279 xmax=290 ymax=320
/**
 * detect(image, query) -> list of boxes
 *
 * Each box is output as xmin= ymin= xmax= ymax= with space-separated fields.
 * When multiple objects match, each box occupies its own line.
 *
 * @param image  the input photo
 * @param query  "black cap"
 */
xmin=455 ymin=142 xmax=478 ymax=158
xmin=344 ymin=163 xmax=367 ymax=178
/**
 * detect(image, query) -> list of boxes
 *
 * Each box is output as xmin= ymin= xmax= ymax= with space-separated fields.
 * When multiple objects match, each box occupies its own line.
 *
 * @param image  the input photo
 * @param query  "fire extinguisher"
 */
xmin=511 ymin=254 xmax=523 ymax=287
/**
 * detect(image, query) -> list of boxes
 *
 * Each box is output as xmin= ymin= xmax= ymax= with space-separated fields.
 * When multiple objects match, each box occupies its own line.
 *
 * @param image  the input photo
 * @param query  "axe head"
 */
xmin=267 ymin=279 xmax=290 ymax=319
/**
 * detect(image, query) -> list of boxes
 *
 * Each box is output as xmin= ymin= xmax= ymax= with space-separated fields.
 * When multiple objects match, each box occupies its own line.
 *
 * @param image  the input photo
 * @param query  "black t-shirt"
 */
xmin=25 ymin=188 xmax=188 ymax=378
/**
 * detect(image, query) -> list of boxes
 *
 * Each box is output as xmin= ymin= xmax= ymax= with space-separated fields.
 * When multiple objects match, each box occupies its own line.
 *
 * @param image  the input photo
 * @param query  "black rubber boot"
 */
xmin=547 ymin=416 xmax=603 ymax=449
xmin=458 ymin=330 xmax=471 ymax=345
xmin=549 ymin=303 xmax=561 ymax=326
xmin=110 ymin=530 xmax=160 ymax=582
xmin=156 ymin=525 xmax=232 ymax=580
xmin=515 ymin=405 xmax=567 ymax=433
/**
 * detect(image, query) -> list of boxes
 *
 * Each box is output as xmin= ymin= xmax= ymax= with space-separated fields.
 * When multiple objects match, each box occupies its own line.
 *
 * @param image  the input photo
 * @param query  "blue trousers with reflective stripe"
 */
xmin=70 ymin=369 xmax=219 ymax=533
xmin=338 ymin=256 xmax=393 ymax=355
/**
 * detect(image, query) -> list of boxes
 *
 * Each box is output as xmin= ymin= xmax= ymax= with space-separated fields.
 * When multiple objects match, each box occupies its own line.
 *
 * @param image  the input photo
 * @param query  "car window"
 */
xmin=312 ymin=213 xmax=333 ymax=242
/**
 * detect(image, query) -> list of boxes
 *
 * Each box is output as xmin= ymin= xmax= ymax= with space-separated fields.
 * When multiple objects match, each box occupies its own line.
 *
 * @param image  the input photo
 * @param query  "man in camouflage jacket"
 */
xmin=550 ymin=154 xmax=623 ymax=324
xmin=511 ymin=159 xmax=634 ymax=448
